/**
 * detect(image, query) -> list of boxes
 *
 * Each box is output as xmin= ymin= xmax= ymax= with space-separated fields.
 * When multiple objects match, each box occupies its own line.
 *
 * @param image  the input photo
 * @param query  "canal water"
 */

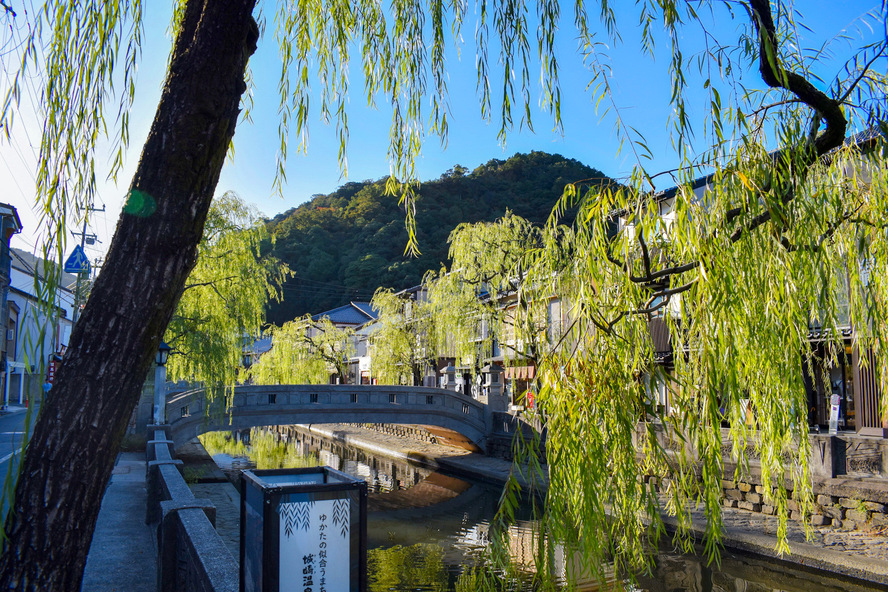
xmin=199 ymin=426 xmax=880 ymax=592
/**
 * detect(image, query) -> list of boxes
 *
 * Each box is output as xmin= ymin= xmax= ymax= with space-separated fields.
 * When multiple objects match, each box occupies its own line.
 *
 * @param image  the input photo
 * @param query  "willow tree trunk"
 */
xmin=0 ymin=1 xmax=258 ymax=589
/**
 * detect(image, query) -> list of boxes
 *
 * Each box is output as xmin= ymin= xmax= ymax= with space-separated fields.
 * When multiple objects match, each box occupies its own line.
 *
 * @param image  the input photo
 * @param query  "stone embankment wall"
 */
xmin=332 ymin=420 xmax=888 ymax=533
xmin=336 ymin=413 xmax=544 ymax=460
xmin=722 ymin=481 xmax=888 ymax=530
xmin=350 ymin=423 xmax=438 ymax=444
xmin=644 ymin=426 xmax=888 ymax=534
xmin=642 ymin=473 xmax=888 ymax=531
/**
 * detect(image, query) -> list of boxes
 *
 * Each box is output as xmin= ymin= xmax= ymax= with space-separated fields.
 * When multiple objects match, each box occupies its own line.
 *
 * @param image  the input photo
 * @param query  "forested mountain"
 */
xmin=265 ymin=151 xmax=610 ymax=324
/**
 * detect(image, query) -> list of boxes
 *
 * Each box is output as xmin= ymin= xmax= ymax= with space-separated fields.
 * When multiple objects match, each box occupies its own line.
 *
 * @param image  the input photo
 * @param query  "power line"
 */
xmin=278 ymin=285 xmax=375 ymax=300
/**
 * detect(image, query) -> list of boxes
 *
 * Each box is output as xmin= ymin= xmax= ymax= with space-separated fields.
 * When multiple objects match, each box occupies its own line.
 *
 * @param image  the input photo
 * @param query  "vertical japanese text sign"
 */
xmin=241 ymin=467 xmax=368 ymax=592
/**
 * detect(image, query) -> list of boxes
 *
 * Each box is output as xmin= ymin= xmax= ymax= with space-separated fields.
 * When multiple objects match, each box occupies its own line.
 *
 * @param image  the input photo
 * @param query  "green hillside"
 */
xmin=265 ymin=151 xmax=610 ymax=324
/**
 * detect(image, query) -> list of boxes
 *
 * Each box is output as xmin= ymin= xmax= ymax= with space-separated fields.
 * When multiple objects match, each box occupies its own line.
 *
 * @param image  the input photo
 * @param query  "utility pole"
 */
xmin=70 ymin=205 xmax=104 ymax=323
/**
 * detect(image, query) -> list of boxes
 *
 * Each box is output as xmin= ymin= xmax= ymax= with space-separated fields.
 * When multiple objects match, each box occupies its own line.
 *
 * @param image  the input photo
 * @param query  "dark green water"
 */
xmin=202 ymin=427 xmax=883 ymax=592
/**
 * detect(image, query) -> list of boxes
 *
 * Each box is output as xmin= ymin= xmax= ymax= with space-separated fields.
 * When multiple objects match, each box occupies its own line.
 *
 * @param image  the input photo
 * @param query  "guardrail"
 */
xmin=146 ymin=424 xmax=236 ymax=592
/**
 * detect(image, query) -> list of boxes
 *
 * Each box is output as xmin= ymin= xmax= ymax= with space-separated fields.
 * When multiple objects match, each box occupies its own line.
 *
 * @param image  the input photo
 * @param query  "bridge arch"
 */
xmin=165 ymin=384 xmax=490 ymax=450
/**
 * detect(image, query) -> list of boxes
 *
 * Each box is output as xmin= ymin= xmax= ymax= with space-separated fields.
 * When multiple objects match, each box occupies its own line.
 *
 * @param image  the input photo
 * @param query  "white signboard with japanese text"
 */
xmin=829 ymin=393 xmax=841 ymax=435
xmin=278 ymin=499 xmax=350 ymax=592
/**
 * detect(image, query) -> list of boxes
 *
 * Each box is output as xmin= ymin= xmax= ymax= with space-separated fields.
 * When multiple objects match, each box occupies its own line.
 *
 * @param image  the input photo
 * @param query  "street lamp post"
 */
xmin=153 ymin=342 xmax=172 ymax=425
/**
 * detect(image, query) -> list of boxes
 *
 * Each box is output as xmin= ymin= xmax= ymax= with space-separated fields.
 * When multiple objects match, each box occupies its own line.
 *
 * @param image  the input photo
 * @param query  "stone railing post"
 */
xmin=811 ymin=434 xmax=845 ymax=479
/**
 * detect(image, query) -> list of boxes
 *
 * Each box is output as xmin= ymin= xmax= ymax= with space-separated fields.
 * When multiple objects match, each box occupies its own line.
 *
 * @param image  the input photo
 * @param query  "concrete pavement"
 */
xmin=0 ymin=405 xmax=34 ymax=521
xmin=81 ymin=452 xmax=156 ymax=592
xmin=0 ymin=406 xmax=157 ymax=591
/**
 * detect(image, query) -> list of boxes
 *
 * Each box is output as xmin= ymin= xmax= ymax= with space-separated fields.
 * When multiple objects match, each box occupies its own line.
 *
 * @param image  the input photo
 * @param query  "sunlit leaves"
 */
xmin=369 ymin=287 xmax=436 ymax=384
xmin=164 ymin=192 xmax=289 ymax=392
xmin=524 ymin=134 xmax=888 ymax=582
xmin=250 ymin=315 xmax=355 ymax=385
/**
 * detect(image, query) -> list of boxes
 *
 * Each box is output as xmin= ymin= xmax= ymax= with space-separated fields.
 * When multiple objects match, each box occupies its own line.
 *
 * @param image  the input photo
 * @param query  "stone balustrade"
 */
xmin=146 ymin=425 xmax=237 ymax=592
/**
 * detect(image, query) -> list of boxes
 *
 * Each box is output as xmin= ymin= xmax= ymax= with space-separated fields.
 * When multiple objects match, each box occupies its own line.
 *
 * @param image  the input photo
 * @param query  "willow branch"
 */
xmin=750 ymin=0 xmax=846 ymax=155
xmin=183 ymin=276 xmax=240 ymax=291
xmin=837 ymin=42 xmax=888 ymax=104
xmin=638 ymin=230 xmax=652 ymax=280
xmin=779 ymin=204 xmax=864 ymax=252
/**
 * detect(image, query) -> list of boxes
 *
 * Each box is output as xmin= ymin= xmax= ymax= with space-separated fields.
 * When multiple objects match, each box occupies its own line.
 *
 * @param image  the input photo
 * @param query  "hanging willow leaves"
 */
xmin=1 ymin=0 xmax=887 ymax=589
xmin=369 ymin=287 xmax=436 ymax=385
xmin=163 ymin=192 xmax=289 ymax=394
xmin=249 ymin=315 xmax=355 ymax=385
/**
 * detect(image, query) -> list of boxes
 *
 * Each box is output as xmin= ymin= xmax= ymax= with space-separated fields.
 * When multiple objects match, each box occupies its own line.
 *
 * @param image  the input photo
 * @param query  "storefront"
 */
xmin=805 ymin=334 xmax=886 ymax=436
xmin=504 ymin=365 xmax=536 ymax=410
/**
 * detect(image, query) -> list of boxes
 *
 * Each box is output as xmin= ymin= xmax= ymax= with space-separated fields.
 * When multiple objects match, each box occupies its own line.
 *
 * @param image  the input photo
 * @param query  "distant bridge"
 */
xmin=165 ymin=384 xmax=493 ymax=449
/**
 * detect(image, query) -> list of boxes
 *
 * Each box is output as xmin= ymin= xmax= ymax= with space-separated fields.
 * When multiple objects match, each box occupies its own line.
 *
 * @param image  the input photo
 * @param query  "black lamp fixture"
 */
xmin=156 ymin=341 xmax=172 ymax=366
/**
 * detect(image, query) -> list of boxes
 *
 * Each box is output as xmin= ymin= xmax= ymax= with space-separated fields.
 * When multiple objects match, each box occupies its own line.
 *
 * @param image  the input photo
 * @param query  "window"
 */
xmin=351 ymin=393 xmax=358 ymax=403
xmin=426 ymin=395 xmax=434 ymax=405
xmin=268 ymin=393 xmax=276 ymax=405
xmin=180 ymin=406 xmax=189 ymax=418
xmin=310 ymin=393 xmax=318 ymax=404
xmin=389 ymin=393 xmax=396 ymax=404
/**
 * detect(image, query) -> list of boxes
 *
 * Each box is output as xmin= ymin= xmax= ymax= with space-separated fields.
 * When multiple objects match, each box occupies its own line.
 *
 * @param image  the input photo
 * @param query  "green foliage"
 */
xmin=426 ymin=211 xmax=562 ymax=371
xmin=369 ymin=288 xmax=435 ymax=385
xmin=5 ymin=0 xmax=887 ymax=588
xmin=164 ymin=192 xmax=289 ymax=389
xmin=519 ymin=111 xmax=888 ymax=586
xmin=249 ymin=315 xmax=355 ymax=385
xmin=265 ymin=152 xmax=606 ymax=323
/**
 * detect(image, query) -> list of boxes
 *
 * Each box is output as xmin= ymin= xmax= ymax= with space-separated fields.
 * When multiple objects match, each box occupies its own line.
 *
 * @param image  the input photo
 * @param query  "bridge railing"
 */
xmin=146 ymin=424 xmax=236 ymax=592
xmin=166 ymin=384 xmax=491 ymax=448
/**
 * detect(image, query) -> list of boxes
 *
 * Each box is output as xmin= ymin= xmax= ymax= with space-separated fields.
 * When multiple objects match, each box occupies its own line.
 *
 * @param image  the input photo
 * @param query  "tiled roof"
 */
xmin=351 ymin=301 xmax=377 ymax=320
xmin=312 ymin=301 xmax=377 ymax=326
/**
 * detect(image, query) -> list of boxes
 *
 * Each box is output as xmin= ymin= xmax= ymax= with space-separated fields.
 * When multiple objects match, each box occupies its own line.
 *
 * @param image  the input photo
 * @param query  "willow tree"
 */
xmin=0 ymin=0 xmax=886 ymax=590
xmin=249 ymin=315 xmax=355 ymax=385
xmin=427 ymin=212 xmax=561 ymax=372
xmin=509 ymin=12 xmax=888 ymax=590
xmin=164 ymin=192 xmax=288 ymax=390
xmin=370 ymin=288 xmax=436 ymax=385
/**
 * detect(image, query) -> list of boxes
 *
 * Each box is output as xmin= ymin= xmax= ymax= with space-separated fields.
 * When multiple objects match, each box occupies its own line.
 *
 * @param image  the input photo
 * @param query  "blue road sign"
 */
xmin=64 ymin=245 xmax=90 ymax=275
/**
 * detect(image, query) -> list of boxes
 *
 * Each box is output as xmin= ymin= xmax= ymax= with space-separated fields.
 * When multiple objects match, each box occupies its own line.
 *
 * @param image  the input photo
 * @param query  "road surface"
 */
xmin=0 ymin=405 xmax=37 ymax=520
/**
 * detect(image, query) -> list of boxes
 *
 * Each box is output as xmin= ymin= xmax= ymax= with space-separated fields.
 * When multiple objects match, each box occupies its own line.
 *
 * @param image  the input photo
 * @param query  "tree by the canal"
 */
xmin=0 ymin=1 xmax=886 ymax=590
xmin=163 ymin=192 xmax=289 ymax=390
xmin=249 ymin=316 xmax=355 ymax=385
xmin=369 ymin=288 xmax=437 ymax=385
xmin=426 ymin=212 xmax=557 ymax=373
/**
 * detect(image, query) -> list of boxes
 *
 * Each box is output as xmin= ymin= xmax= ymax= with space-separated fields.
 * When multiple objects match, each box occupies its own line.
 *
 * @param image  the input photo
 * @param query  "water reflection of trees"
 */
xmin=198 ymin=428 xmax=319 ymax=470
xmin=368 ymin=544 xmax=449 ymax=592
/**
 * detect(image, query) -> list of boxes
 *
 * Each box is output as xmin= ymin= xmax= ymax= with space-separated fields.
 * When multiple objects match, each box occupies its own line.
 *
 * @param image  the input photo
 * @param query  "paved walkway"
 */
xmin=0 ymin=404 xmax=28 ymax=416
xmin=81 ymin=452 xmax=156 ymax=592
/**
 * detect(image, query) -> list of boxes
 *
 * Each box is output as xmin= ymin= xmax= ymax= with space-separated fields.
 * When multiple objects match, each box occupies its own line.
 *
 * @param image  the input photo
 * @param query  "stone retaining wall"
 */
xmin=712 ymin=478 xmax=888 ymax=531
xmin=350 ymin=423 xmax=439 ymax=444
xmin=642 ymin=424 xmax=888 ymax=534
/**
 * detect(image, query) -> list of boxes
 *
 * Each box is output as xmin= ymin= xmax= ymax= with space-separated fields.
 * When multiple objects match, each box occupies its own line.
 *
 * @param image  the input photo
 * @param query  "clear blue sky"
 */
xmin=3 ymin=1 xmax=881 ymax=261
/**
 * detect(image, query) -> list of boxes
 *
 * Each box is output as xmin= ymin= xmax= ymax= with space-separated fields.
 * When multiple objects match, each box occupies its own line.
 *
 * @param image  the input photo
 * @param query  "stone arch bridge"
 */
xmin=165 ymin=384 xmax=502 ymax=451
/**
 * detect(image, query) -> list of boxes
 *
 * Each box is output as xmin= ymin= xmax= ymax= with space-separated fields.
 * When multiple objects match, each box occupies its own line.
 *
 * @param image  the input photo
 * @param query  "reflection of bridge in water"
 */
xmin=256 ymin=424 xmax=505 ymax=550
xmin=265 ymin=424 xmax=489 ymax=514
xmin=167 ymin=384 xmax=496 ymax=450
